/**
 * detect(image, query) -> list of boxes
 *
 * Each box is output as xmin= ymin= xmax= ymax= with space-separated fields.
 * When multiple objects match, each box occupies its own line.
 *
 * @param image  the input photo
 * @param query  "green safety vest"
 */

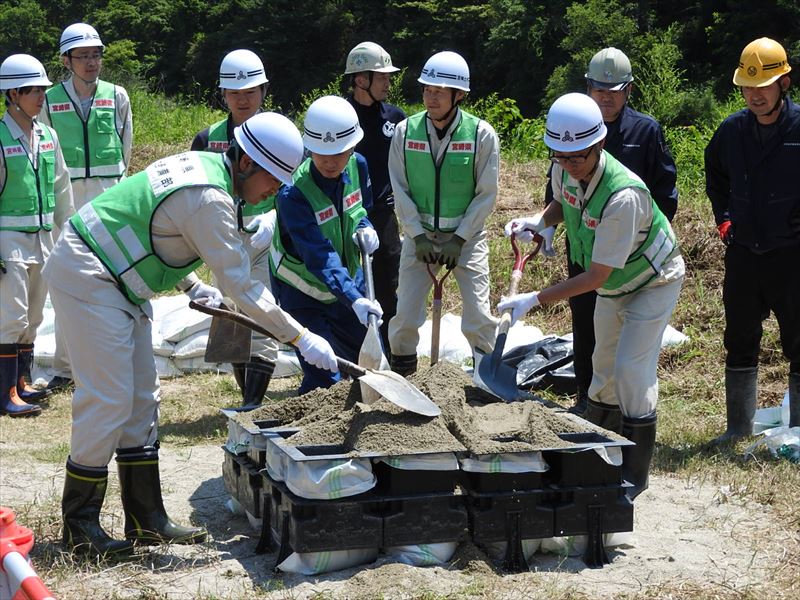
xmin=45 ymin=80 xmax=125 ymax=180
xmin=560 ymin=151 xmax=677 ymax=297
xmin=269 ymin=156 xmax=366 ymax=303
xmin=70 ymin=152 xmax=232 ymax=305
xmin=404 ymin=110 xmax=478 ymax=232
xmin=204 ymin=116 xmax=273 ymax=219
xmin=0 ymin=121 xmax=56 ymax=232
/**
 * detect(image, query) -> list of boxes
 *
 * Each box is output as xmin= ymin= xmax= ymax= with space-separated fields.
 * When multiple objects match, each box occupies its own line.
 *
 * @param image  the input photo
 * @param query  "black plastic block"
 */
xmin=544 ymin=448 xmax=622 ymax=487
xmin=463 ymin=470 xmax=544 ymax=493
xmin=552 ymin=486 xmax=633 ymax=536
xmin=247 ymin=444 xmax=266 ymax=468
xmin=382 ymin=494 xmax=468 ymax=546
xmin=372 ymin=461 xmax=460 ymax=495
xmin=222 ymin=447 xmax=242 ymax=498
xmin=238 ymin=460 xmax=263 ymax=517
xmin=467 ymin=489 xmax=555 ymax=543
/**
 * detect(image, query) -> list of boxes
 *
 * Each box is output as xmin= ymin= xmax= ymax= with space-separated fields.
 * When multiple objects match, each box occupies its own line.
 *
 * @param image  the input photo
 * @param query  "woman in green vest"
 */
xmin=270 ymin=96 xmax=382 ymax=393
xmin=501 ymin=93 xmax=685 ymax=501
xmin=0 ymin=54 xmax=74 ymax=418
xmin=191 ymin=49 xmax=279 ymax=409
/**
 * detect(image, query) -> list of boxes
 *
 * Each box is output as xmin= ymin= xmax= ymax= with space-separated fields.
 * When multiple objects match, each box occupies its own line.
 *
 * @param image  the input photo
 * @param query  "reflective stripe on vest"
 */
xmin=269 ymin=156 xmax=366 ymax=303
xmin=404 ymin=110 xmax=478 ymax=232
xmin=561 ymin=151 xmax=677 ymax=297
xmin=45 ymin=80 xmax=125 ymax=180
xmin=70 ymin=152 xmax=232 ymax=304
xmin=0 ymin=122 xmax=56 ymax=232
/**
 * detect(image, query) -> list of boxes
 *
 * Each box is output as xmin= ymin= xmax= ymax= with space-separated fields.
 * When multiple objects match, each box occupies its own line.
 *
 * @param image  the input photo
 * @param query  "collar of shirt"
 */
xmin=1 ymin=112 xmax=42 ymax=155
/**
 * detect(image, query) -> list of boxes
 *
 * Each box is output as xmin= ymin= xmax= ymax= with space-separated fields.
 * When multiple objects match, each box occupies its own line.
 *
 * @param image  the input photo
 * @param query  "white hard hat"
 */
xmin=219 ymin=49 xmax=269 ymax=90
xmin=302 ymin=95 xmax=364 ymax=155
xmin=60 ymin=23 xmax=104 ymax=55
xmin=585 ymin=47 xmax=634 ymax=90
xmin=0 ymin=54 xmax=52 ymax=90
xmin=234 ymin=112 xmax=304 ymax=185
xmin=544 ymin=93 xmax=607 ymax=152
xmin=417 ymin=51 xmax=470 ymax=91
xmin=344 ymin=41 xmax=400 ymax=74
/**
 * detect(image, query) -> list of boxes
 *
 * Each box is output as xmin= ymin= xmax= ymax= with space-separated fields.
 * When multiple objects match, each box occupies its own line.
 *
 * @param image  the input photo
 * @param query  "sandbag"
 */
xmin=285 ymin=458 xmax=376 ymax=500
xmin=383 ymin=542 xmax=458 ymax=566
xmin=460 ymin=452 xmax=548 ymax=474
xmin=276 ymin=548 xmax=378 ymax=575
xmin=378 ymin=452 xmax=459 ymax=470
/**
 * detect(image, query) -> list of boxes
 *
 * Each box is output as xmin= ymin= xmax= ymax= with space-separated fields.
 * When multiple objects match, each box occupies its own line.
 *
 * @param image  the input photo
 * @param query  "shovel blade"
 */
xmin=358 ymin=370 xmax=441 ymax=417
xmin=473 ymin=345 xmax=522 ymax=403
xmin=204 ymin=312 xmax=252 ymax=363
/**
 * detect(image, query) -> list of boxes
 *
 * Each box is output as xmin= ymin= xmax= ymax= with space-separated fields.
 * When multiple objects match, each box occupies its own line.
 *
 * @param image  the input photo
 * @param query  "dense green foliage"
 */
xmin=3 ymin=0 xmax=798 ymax=121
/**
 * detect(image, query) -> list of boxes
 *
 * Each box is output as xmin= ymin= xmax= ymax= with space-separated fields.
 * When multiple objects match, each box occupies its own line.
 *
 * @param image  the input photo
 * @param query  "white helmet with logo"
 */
xmin=219 ymin=49 xmax=269 ymax=90
xmin=302 ymin=95 xmax=364 ymax=155
xmin=60 ymin=23 xmax=104 ymax=55
xmin=544 ymin=93 xmax=607 ymax=152
xmin=344 ymin=41 xmax=400 ymax=75
xmin=0 ymin=54 xmax=52 ymax=90
xmin=234 ymin=112 xmax=304 ymax=185
xmin=417 ymin=51 xmax=470 ymax=91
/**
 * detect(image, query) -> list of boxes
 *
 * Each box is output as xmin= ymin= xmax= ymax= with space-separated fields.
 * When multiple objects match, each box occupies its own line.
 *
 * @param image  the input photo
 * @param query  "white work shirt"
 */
xmin=389 ymin=108 xmax=499 ymax=243
xmin=39 ymin=77 xmax=133 ymax=209
xmin=552 ymin=153 xmax=684 ymax=293
xmin=0 ymin=113 xmax=74 ymax=264
xmin=44 ymin=181 xmax=305 ymax=343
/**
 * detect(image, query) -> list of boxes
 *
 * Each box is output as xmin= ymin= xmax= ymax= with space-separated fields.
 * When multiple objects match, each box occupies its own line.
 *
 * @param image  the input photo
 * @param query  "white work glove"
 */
xmin=353 ymin=226 xmax=380 ymax=254
xmin=295 ymin=329 xmax=339 ymax=372
xmin=186 ymin=281 xmax=223 ymax=308
xmin=351 ymin=297 xmax=384 ymax=327
xmin=497 ymin=291 xmax=540 ymax=326
xmin=248 ymin=210 xmax=277 ymax=250
xmin=504 ymin=214 xmax=545 ymax=243
xmin=540 ymin=225 xmax=556 ymax=258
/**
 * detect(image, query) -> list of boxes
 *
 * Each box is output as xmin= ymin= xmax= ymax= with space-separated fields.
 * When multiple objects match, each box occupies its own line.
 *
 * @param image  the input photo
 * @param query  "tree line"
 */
xmin=2 ymin=0 xmax=798 ymax=124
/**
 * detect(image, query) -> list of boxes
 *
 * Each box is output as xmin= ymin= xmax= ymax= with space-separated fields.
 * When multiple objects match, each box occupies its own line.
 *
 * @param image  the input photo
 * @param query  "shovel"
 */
xmin=203 ymin=302 xmax=252 ymax=364
xmin=426 ymin=263 xmax=453 ymax=366
xmin=474 ymin=232 xmax=542 ymax=402
xmin=189 ymin=301 xmax=440 ymax=417
xmin=355 ymin=228 xmax=390 ymax=404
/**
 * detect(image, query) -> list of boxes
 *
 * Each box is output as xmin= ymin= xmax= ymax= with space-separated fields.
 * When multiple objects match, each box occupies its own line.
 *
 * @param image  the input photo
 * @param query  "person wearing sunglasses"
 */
xmin=40 ymin=23 xmax=133 ymax=394
xmin=502 ymin=93 xmax=684 ymax=501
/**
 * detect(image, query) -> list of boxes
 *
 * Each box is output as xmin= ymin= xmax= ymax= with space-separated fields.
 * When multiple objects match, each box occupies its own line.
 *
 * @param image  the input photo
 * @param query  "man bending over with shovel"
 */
xmin=42 ymin=113 xmax=338 ymax=558
xmin=501 ymin=93 xmax=684 ymax=501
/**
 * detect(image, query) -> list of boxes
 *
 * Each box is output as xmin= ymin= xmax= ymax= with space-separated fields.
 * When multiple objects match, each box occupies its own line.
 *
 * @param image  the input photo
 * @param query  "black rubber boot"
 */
xmin=568 ymin=391 xmax=589 ymax=416
xmin=621 ymin=412 xmax=657 ymax=501
xmin=16 ymin=343 xmax=48 ymax=402
xmin=582 ymin=399 xmax=622 ymax=434
xmin=0 ymin=344 xmax=41 ymax=418
xmin=712 ymin=366 xmax=758 ymax=444
xmin=789 ymin=372 xmax=800 ymax=428
xmin=117 ymin=445 xmax=207 ymax=545
xmin=390 ymin=353 xmax=417 ymax=377
xmin=242 ymin=357 xmax=274 ymax=408
xmin=231 ymin=362 xmax=247 ymax=396
xmin=62 ymin=458 xmax=134 ymax=557
xmin=45 ymin=375 xmax=74 ymax=393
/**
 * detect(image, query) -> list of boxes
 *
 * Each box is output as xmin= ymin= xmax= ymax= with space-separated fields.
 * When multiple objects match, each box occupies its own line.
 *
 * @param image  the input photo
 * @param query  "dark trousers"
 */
xmin=369 ymin=207 xmax=401 ymax=354
xmin=723 ymin=243 xmax=800 ymax=373
xmin=567 ymin=257 xmax=597 ymax=398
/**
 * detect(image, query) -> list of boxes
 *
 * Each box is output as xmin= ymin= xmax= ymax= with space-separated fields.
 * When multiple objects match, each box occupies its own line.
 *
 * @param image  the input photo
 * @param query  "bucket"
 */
xmin=0 ymin=506 xmax=55 ymax=600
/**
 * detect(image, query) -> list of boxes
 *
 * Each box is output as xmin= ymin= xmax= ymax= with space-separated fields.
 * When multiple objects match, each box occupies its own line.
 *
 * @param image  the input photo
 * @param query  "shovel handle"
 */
xmin=497 ymin=233 xmax=545 ymax=337
xmin=426 ymin=264 xmax=454 ymax=366
xmin=355 ymin=228 xmax=381 ymax=332
xmin=190 ymin=300 xmax=368 ymax=378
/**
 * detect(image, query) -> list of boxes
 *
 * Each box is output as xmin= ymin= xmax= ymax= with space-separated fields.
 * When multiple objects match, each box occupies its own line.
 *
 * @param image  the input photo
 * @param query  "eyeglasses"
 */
xmin=549 ymin=147 xmax=595 ymax=166
xmin=70 ymin=52 xmax=103 ymax=62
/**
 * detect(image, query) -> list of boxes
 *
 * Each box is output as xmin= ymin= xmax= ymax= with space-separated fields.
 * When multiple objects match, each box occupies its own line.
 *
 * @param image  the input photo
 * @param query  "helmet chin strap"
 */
xmin=427 ymin=90 xmax=461 ymax=128
xmin=355 ymin=73 xmax=379 ymax=105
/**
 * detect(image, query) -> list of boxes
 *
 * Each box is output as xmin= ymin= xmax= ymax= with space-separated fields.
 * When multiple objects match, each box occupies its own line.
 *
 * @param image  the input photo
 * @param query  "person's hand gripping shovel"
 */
xmin=474 ymin=231 xmax=543 ymax=401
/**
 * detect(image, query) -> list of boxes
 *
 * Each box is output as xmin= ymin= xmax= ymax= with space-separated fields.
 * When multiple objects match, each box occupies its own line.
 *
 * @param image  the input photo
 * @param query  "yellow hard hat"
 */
xmin=733 ymin=37 xmax=791 ymax=87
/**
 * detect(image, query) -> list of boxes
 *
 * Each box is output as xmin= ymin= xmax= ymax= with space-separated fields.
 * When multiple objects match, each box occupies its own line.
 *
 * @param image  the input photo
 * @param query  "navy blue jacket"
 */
xmin=546 ymin=104 xmax=678 ymax=221
xmin=347 ymin=94 xmax=406 ymax=212
xmin=274 ymin=153 xmax=373 ymax=309
xmin=705 ymin=97 xmax=800 ymax=252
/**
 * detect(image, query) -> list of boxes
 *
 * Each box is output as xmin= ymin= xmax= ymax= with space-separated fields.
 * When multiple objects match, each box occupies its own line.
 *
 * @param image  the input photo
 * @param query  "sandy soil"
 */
xmin=1 ymin=440 xmax=793 ymax=600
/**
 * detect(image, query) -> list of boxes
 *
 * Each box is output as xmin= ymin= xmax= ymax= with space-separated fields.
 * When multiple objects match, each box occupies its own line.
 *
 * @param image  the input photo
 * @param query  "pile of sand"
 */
xmin=236 ymin=361 xmax=620 ymax=457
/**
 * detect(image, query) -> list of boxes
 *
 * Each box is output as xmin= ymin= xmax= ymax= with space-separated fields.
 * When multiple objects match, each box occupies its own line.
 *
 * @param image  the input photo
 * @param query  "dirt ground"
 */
xmin=1 ymin=408 xmax=795 ymax=599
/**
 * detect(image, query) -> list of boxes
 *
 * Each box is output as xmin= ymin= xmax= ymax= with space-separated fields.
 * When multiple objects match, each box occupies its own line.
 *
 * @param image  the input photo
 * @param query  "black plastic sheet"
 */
xmin=502 ymin=336 xmax=577 ymax=395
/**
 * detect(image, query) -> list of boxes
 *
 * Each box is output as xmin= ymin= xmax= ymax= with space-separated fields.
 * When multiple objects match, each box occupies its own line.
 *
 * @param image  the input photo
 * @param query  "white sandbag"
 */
xmin=154 ymin=355 xmax=182 ymax=378
xmin=156 ymin=295 xmax=211 ymax=342
xmin=484 ymin=538 xmax=541 ymax=562
xmin=557 ymin=532 xmax=634 ymax=557
xmin=265 ymin=438 xmax=287 ymax=482
xmin=225 ymin=496 xmax=246 ymax=517
xmin=460 ymin=452 xmax=548 ymax=473
xmin=285 ymin=458 xmax=376 ymax=500
xmin=378 ymin=452 xmax=459 ymax=470
xmin=661 ymin=324 xmax=689 ymax=347
xmin=172 ymin=331 xmax=209 ymax=360
xmin=245 ymin=510 xmax=262 ymax=532
xmin=383 ymin=542 xmax=458 ymax=566
xmin=276 ymin=547 xmax=378 ymax=575
xmin=782 ymin=391 xmax=790 ymax=426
